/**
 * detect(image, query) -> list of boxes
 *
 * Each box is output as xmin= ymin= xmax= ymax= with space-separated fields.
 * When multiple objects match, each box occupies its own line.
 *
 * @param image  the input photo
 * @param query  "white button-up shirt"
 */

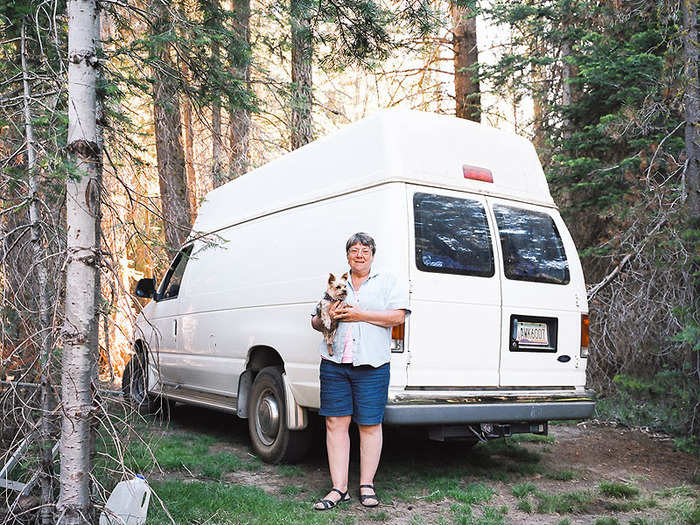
xmin=314 ymin=271 xmax=410 ymax=367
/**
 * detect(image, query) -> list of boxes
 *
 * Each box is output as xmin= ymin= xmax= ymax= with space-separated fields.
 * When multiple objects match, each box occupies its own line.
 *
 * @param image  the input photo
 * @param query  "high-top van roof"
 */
xmin=192 ymin=109 xmax=554 ymax=236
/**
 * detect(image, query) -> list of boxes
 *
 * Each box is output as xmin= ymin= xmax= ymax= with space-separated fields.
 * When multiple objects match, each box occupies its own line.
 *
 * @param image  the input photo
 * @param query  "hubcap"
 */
xmin=255 ymin=389 xmax=280 ymax=446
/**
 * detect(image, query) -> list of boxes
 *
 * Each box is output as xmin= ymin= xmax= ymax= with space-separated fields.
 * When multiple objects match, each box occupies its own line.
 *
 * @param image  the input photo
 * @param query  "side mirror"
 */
xmin=135 ymin=277 xmax=156 ymax=299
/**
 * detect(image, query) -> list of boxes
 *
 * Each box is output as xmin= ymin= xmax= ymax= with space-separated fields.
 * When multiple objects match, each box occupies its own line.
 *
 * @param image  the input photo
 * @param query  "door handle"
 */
xmin=173 ymin=319 xmax=177 ymax=336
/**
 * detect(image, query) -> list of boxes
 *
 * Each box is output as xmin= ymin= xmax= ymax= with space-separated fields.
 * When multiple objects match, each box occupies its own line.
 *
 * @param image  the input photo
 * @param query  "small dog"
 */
xmin=317 ymin=272 xmax=349 ymax=355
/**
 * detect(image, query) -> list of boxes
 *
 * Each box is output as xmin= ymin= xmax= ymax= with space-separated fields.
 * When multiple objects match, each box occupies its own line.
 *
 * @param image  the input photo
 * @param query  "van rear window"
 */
xmin=493 ymin=205 xmax=570 ymax=285
xmin=413 ymin=193 xmax=495 ymax=277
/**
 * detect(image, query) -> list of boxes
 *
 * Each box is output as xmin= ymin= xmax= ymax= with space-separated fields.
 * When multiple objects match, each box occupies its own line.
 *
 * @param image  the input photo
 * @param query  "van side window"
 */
xmin=157 ymin=245 xmax=193 ymax=300
xmin=413 ymin=193 xmax=495 ymax=277
xmin=493 ymin=205 xmax=570 ymax=285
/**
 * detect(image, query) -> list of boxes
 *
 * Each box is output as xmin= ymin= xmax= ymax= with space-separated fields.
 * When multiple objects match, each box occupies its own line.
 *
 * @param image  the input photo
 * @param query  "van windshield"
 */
xmin=493 ymin=205 xmax=570 ymax=285
xmin=413 ymin=193 xmax=494 ymax=277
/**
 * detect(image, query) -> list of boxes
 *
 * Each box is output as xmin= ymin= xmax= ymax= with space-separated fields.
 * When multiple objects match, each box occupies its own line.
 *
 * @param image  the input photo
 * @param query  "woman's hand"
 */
xmin=333 ymin=304 xmax=365 ymax=322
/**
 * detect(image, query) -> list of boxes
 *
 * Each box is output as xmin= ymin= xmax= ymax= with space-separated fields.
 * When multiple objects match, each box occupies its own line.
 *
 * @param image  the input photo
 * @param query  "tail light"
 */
xmin=580 ymin=314 xmax=590 ymax=358
xmin=391 ymin=322 xmax=405 ymax=353
xmin=463 ymin=165 xmax=493 ymax=183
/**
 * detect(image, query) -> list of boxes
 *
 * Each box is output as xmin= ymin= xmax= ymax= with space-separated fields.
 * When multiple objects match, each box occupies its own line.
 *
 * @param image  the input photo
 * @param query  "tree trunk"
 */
xmin=150 ymin=0 xmax=192 ymax=256
xmin=57 ymin=0 xmax=101 ymax=520
xmin=683 ymin=0 xmax=700 ymax=222
xmin=290 ymin=0 xmax=313 ymax=150
xmin=227 ymin=0 xmax=250 ymax=180
xmin=451 ymin=2 xmax=480 ymax=122
xmin=21 ymin=22 xmax=54 ymax=525
xmin=211 ymin=0 xmax=224 ymax=186
xmin=182 ymin=98 xmax=198 ymax=214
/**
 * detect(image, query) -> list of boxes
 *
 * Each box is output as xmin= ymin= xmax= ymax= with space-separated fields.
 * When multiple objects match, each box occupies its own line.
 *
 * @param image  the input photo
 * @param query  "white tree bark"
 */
xmin=21 ymin=22 xmax=55 ymax=524
xmin=57 ymin=0 xmax=101 ymax=521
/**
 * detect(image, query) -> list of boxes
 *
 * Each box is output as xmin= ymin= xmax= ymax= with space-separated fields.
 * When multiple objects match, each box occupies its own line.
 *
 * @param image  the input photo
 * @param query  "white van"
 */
xmin=126 ymin=110 xmax=595 ymax=463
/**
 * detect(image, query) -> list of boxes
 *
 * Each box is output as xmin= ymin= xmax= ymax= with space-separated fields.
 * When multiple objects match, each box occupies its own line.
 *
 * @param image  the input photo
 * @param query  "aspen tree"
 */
xmin=21 ymin=21 xmax=55 ymax=524
xmin=57 ymin=0 xmax=101 ymax=520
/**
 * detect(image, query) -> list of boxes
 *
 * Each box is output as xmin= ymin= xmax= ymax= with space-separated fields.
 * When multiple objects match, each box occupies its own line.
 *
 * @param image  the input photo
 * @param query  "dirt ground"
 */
xmin=164 ymin=405 xmax=699 ymax=524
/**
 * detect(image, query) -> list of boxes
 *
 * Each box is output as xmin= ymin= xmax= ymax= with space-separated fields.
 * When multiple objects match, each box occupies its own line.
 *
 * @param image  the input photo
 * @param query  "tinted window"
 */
xmin=414 ymin=193 xmax=495 ymax=277
xmin=158 ymin=245 xmax=193 ymax=300
xmin=493 ymin=205 xmax=570 ymax=284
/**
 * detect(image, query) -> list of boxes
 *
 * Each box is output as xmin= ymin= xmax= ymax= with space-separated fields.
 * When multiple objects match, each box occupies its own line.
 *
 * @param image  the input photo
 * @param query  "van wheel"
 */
xmin=122 ymin=352 xmax=149 ymax=407
xmin=248 ymin=366 xmax=311 ymax=464
xmin=122 ymin=351 xmax=166 ymax=415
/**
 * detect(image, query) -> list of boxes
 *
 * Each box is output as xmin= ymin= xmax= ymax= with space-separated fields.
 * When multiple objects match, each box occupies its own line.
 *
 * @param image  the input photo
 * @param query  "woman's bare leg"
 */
xmin=358 ymin=423 xmax=382 ymax=504
xmin=320 ymin=415 xmax=351 ymax=504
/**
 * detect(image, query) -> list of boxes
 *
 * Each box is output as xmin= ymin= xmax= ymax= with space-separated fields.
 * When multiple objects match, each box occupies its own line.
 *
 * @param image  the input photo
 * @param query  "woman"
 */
xmin=311 ymin=232 xmax=409 ymax=510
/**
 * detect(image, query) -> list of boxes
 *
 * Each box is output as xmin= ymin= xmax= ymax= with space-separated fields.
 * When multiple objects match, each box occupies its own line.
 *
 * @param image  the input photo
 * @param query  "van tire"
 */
xmin=248 ymin=366 xmax=311 ymax=464
xmin=122 ymin=351 xmax=169 ymax=416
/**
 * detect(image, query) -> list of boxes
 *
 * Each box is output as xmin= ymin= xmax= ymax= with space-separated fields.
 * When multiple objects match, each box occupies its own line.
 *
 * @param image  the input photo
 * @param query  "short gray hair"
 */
xmin=346 ymin=232 xmax=376 ymax=255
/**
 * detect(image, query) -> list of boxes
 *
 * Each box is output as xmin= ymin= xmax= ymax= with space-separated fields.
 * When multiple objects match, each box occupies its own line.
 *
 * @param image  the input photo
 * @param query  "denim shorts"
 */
xmin=319 ymin=359 xmax=390 ymax=426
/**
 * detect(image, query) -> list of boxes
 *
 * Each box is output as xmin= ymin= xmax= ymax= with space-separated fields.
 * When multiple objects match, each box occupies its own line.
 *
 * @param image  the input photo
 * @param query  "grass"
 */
xmin=509 ymin=433 xmax=556 ymax=444
xmin=512 ymin=482 xmax=595 ymax=515
xmin=277 ymin=464 xmax=304 ymax=478
xmin=599 ymin=480 xmax=640 ymax=498
xmin=655 ymin=486 xmax=697 ymax=498
xmin=123 ymin=432 xmax=248 ymax=480
xmin=447 ymin=482 xmax=494 ymax=505
xmin=534 ymin=489 xmax=593 ymax=513
xmin=667 ymin=497 xmax=700 ymax=524
xmin=93 ymin=405 xmax=696 ymax=525
xmin=381 ymin=439 xmax=544 ymax=504
xmin=369 ymin=510 xmax=390 ymax=521
xmin=593 ymin=518 xmax=620 ymax=525
xmin=280 ymin=485 xmax=305 ymax=496
xmin=545 ymin=469 xmax=577 ymax=481
xmin=511 ymin=482 xmax=537 ymax=499
xmin=147 ymin=480 xmax=339 ymax=524
xmin=451 ymin=504 xmax=508 ymax=525
xmin=603 ymin=496 xmax=657 ymax=512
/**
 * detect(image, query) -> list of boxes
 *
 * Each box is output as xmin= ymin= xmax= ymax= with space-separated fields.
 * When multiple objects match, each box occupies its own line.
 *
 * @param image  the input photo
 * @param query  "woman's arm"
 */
xmin=333 ymin=305 xmax=405 ymax=327
xmin=311 ymin=302 xmax=344 ymax=332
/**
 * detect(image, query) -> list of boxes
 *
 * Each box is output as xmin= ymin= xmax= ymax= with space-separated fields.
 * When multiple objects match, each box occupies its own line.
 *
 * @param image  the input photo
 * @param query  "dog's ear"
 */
xmin=341 ymin=272 xmax=349 ymax=281
xmin=328 ymin=273 xmax=335 ymax=284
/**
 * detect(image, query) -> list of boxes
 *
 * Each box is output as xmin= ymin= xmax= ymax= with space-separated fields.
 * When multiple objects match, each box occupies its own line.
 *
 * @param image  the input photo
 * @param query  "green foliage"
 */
xmin=595 ymin=371 xmax=699 ymax=446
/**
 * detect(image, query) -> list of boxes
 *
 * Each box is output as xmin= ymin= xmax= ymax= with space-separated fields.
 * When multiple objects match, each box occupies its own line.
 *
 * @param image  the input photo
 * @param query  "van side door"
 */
xmin=488 ymin=200 xmax=586 ymax=387
xmin=149 ymin=245 xmax=193 ymax=387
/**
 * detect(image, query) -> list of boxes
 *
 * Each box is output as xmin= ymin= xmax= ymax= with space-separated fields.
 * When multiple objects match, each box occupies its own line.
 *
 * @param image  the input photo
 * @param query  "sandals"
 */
xmin=359 ymin=484 xmax=379 ymax=507
xmin=313 ymin=487 xmax=350 ymax=510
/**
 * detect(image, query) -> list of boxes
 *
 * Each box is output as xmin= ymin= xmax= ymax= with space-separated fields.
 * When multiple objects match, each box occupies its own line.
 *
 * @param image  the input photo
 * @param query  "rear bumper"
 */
xmin=383 ymin=388 xmax=596 ymax=425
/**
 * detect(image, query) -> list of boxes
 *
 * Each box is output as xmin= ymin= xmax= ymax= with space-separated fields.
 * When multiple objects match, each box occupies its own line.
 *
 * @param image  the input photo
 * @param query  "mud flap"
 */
xmin=282 ymin=373 xmax=308 ymax=430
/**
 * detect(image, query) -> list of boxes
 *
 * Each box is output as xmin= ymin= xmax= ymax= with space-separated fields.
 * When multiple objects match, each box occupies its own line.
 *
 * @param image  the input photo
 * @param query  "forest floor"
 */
xmin=2 ymin=396 xmax=697 ymax=524
xmin=131 ymin=403 xmax=698 ymax=525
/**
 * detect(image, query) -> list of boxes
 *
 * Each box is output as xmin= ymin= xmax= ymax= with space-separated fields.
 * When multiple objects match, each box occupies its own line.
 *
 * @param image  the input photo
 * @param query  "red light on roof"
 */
xmin=462 ymin=165 xmax=493 ymax=183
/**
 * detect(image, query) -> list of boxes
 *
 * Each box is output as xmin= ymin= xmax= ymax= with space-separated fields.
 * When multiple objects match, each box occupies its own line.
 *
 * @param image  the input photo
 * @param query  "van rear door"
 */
xmin=488 ymin=199 xmax=584 ymax=387
xmin=405 ymin=187 xmax=501 ymax=387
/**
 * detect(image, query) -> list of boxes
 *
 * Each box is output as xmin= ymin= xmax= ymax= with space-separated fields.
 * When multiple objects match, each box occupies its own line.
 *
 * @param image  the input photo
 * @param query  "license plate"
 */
xmin=516 ymin=322 xmax=548 ymax=345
